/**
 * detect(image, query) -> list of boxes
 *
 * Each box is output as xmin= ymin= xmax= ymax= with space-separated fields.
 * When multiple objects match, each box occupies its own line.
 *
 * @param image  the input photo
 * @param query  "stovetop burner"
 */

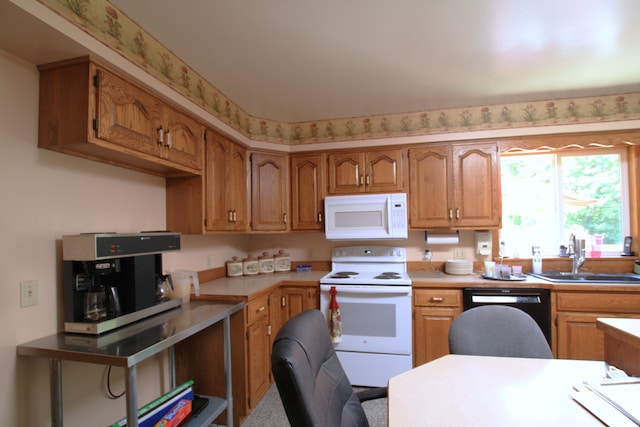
xmin=374 ymin=272 xmax=403 ymax=279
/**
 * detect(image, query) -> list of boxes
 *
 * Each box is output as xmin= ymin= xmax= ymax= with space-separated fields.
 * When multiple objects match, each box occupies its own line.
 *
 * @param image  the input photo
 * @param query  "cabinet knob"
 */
xmin=283 ymin=213 xmax=287 ymax=224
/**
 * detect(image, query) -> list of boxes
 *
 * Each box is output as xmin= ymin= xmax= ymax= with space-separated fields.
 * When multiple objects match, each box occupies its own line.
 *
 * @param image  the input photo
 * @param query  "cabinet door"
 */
xmin=205 ymin=133 xmax=247 ymax=231
xmin=365 ymin=148 xmax=404 ymax=192
xmin=96 ymin=69 xmax=163 ymax=157
xmin=408 ymin=145 xmax=453 ymax=228
xmin=251 ymin=152 xmax=288 ymax=231
xmin=414 ymin=306 xmax=460 ymax=366
xmin=328 ymin=152 xmax=366 ymax=194
xmin=557 ymin=312 xmax=640 ymax=360
xmin=291 ymin=154 xmax=326 ymax=231
xmin=246 ymin=314 xmax=272 ymax=409
xmin=452 ymin=143 xmax=501 ymax=228
xmin=227 ymin=142 xmax=248 ymax=231
xmin=162 ymin=107 xmax=203 ymax=171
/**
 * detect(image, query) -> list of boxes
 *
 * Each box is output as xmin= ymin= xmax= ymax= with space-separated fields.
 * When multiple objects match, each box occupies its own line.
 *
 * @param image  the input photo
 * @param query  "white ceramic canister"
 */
xmin=274 ymin=250 xmax=291 ymax=272
xmin=259 ymin=252 xmax=274 ymax=274
xmin=243 ymin=255 xmax=259 ymax=275
xmin=226 ymin=256 xmax=243 ymax=277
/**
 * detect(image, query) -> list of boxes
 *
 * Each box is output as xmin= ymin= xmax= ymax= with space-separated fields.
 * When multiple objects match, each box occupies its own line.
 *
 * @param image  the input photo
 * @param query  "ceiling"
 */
xmin=107 ymin=0 xmax=640 ymax=123
xmin=1 ymin=0 xmax=639 ymax=126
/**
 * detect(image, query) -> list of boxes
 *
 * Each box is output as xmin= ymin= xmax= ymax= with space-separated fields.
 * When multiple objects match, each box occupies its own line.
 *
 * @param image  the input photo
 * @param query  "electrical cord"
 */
xmin=104 ymin=365 xmax=126 ymax=399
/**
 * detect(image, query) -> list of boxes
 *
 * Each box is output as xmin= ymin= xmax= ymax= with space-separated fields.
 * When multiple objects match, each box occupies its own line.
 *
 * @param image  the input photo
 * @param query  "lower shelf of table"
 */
xmin=184 ymin=395 xmax=227 ymax=427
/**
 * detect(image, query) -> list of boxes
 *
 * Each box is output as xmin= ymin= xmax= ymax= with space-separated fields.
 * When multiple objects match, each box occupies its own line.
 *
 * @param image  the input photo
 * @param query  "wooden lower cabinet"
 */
xmin=413 ymin=288 xmax=462 ymax=366
xmin=176 ymin=283 xmax=319 ymax=425
xmin=555 ymin=290 xmax=640 ymax=360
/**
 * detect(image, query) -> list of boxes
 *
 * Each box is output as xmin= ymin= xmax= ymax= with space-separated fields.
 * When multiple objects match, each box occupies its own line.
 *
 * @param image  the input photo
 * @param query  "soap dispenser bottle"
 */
xmin=532 ymin=246 xmax=542 ymax=274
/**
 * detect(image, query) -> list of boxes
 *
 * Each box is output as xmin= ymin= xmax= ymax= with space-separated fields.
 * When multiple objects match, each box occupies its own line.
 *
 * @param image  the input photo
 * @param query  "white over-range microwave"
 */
xmin=324 ymin=193 xmax=408 ymax=240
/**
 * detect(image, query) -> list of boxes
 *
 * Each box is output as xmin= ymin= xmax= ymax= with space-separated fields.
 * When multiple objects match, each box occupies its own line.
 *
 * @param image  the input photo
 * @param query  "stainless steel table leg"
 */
xmin=224 ymin=315 xmax=233 ymax=427
xmin=126 ymin=365 xmax=138 ymax=427
xmin=49 ymin=359 xmax=62 ymax=427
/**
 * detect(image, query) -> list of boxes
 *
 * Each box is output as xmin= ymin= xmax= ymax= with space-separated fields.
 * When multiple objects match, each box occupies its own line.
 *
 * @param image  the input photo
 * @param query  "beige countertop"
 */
xmin=195 ymin=270 xmax=640 ymax=300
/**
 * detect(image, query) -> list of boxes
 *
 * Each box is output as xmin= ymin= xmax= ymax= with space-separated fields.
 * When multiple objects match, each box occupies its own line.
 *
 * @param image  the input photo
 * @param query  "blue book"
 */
xmin=111 ymin=380 xmax=194 ymax=427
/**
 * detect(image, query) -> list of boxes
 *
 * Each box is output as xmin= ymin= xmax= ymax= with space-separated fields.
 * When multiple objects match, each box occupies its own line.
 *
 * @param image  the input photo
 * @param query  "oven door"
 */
xmin=319 ymin=284 xmax=412 ymax=354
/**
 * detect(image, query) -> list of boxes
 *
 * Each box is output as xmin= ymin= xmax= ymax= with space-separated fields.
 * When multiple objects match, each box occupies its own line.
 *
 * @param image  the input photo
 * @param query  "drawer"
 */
xmin=415 ymin=289 xmax=461 ymax=307
xmin=556 ymin=292 xmax=640 ymax=313
xmin=247 ymin=294 xmax=269 ymax=324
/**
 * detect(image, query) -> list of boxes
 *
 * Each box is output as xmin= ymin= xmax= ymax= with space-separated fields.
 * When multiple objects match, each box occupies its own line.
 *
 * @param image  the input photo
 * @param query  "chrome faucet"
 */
xmin=569 ymin=234 xmax=585 ymax=274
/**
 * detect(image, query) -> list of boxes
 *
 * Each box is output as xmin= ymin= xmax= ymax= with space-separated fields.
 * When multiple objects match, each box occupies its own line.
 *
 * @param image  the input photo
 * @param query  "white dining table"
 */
xmin=388 ymin=354 xmax=617 ymax=426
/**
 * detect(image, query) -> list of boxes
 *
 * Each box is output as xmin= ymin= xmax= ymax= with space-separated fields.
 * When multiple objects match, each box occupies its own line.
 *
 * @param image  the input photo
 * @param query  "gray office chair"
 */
xmin=449 ymin=305 xmax=553 ymax=358
xmin=271 ymin=309 xmax=387 ymax=427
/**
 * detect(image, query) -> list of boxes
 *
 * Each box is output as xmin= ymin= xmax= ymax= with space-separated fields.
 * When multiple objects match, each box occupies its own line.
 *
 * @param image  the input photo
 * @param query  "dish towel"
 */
xmin=328 ymin=286 xmax=342 ymax=343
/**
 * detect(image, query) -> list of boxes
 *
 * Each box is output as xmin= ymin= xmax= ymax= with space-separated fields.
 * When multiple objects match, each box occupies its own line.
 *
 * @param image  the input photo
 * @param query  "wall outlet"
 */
xmin=453 ymin=248 xmax=466 ymax=259
xmin=20 ymin=280 xmax=38 ymax=307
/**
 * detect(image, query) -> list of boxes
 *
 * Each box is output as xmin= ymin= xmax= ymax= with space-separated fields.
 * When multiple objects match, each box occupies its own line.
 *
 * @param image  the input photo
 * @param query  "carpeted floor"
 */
xmin=215 ymin=383 xmax=387 ymax=426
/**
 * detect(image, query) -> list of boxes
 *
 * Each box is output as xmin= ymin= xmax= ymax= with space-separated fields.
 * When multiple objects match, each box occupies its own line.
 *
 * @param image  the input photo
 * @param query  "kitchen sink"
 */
xmin=528 ymin=271 xmax=640 ymax=283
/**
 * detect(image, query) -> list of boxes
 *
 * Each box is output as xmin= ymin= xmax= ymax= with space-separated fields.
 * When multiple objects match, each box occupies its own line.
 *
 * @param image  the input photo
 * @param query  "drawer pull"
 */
xmin=430 ymin=297 xmax=445 ymax=302
xmin=256 ymin=306 xmax=265 ymax=313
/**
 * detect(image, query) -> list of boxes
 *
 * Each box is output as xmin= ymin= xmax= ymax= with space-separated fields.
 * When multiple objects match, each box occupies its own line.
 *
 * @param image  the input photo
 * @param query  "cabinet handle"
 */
xmin=359 ymin=175 xmax=364 ymax=186
xmin=228 ymin=210 xmax=232 ymax=222
xmin=267 ymin=324 xmax=272 ymax=336
xmin=456 ymin=208 xmax=460 ymax=220
xmin=165 ymin=130 xmax=172 ymax=148
xmin=366 ymin=175 xmax=370 ymax=185
xmin=448 ymin=209 xmax=453 ymax=220
xmin=281 ymin=297 xmax=286 ymax=307
xmin=430 ymin=297 xmax=445 ymax=302
xmin=157 ymin=127 xmax=164 ymax=145
xmin=318 ymin=212 xmax=323 ymax=223
xmin=256 ymin=306 xmax=265 ymax=313
xmin=232 ymin=210 xmax=237 ymax=222
xmin=283 ymin=213 xmax=287 ymax=224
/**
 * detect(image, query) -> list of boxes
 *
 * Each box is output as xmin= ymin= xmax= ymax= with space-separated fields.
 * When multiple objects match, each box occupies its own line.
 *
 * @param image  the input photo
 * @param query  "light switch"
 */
xmin=20 ymin=280 xmax=38 ymax=307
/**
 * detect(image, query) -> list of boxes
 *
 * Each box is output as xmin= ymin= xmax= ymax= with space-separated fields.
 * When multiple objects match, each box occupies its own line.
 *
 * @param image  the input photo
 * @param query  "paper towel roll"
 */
xmin=425 ymin=231 xmax=460 ymax=245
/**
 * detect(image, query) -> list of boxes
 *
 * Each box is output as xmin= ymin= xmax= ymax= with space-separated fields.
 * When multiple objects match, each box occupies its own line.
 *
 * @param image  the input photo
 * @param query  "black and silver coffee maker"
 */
xmin=62 ymin=232 xmax=181 ymax=334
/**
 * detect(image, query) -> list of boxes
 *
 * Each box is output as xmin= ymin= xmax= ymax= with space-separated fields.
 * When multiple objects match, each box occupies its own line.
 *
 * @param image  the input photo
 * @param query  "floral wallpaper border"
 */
xmin=39 ymin=0 xmax=640 ymax=145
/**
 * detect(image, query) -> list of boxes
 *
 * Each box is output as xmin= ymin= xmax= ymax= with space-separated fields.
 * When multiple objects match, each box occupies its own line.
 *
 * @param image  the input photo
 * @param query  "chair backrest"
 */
xmin=449 ymin=305 xmax=553 ymax=359
xmin=271 ymin=309 xmax=369 ymax=427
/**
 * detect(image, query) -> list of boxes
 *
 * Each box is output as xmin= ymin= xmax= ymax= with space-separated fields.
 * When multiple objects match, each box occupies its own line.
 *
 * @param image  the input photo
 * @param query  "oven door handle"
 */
xmin=320 ymin=285 xmax=411 ymax=295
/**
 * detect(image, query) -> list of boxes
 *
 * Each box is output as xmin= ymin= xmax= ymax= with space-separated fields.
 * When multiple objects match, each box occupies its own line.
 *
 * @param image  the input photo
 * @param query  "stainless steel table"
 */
xmin=17 ymin=301 xmax=244 ymax=427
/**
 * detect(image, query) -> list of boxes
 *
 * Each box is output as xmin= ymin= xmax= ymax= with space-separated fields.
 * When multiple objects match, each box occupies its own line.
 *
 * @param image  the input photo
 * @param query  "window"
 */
xmin=500 ymin=148 xmax=629 ymax=258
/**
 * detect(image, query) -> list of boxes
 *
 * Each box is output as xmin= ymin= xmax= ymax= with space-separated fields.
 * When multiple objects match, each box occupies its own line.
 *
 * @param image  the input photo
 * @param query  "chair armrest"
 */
xmin=356 ymin=386 xmax=388 ymax=402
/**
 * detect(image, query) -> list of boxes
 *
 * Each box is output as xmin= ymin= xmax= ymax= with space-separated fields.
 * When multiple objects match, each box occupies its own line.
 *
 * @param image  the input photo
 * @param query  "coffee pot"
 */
xmin=84 ymin=283 xmax=107 ymax=321
xmin=156 ymin=274 xmax=173 ymax=302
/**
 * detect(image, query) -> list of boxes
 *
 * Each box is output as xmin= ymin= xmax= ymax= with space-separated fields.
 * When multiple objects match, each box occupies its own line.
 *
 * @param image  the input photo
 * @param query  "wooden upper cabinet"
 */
xmin=408 ymin=142 xmax=500 ymax=229
xmin=95 ymin=69 xmax=163 ymax=158
xmin=408 ymin=145 xmax=454 ymax=228
xmin=38 ymin=57 xmax=202 ymax=176
xmin=161 ymin=106 xmax=204 ymax=171
xmin=251 ymin=152 xmax=289 ymax=231
xmin=290 ymin=154 xmax=326 ymax=231
xmin=205 ymin=131 xmax=248 ymax=232
xmin=453 ymin=143 xmax=501 ymax=228
xmin=328 ymin=148 xmax=404 ymax=194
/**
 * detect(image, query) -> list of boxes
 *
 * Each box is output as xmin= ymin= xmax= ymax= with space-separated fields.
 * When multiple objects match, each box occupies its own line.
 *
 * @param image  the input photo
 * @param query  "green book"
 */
xmin=111 ymin=379 xmax=194 ymax=427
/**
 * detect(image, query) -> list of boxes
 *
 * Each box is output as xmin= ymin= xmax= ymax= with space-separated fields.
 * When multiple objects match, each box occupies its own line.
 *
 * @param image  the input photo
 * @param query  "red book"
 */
xmin=153 ymin=399 xmax=192 ymax=427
